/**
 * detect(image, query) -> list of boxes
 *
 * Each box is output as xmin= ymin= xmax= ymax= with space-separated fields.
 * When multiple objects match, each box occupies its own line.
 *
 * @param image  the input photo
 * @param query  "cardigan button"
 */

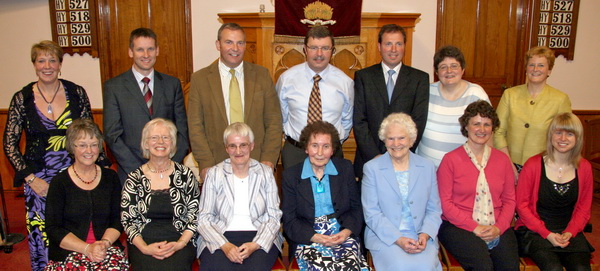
xmin=524 ymin=123 xmax=530 ymax=128
xmin=530 ymin=100 xmax=535 ymax=105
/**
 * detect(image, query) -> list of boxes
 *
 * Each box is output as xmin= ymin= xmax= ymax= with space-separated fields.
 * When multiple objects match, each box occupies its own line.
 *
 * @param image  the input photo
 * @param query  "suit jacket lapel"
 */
xmin=152 ymin=72 xmax=165 ymax=116
xmin=370 ymin=64 xmax=390 ymax=105
xmin=407 ymin=153 xmax=421 ymax=194
xmin=242 ymin=62 xmax=255 ymax=122
xmin=390 ymin=65 xmax=411 ymax=104
xmin=381 ymin=154 xmax=403 ymax=198
xmin=222 ymin=162 xmax=235 ymax=208
xmin=298 ymin=175 xmax=315 ymax=208
xmin=208 ymin=63 xmax=228 ymax=123
xmin=124 ymin=70 xmax=151 ymax=116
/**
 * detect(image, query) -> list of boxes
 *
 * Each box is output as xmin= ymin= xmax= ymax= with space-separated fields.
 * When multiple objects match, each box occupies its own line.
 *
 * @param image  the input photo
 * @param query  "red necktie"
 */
xmin=142 ymin=77 xmax=153 ymax=115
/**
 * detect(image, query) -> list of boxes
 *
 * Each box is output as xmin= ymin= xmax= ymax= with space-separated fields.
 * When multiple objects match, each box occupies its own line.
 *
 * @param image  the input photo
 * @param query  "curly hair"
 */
xmin=299 ymin=121 xmax=341 ymax=152
xmin=458 ymin=100 xmax=500 ymax=137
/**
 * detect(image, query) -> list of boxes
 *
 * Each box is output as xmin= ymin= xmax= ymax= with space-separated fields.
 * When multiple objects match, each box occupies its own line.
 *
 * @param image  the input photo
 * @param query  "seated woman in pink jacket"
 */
xmin=437 ymin=100 xmax=519 ymax=271
xmin=515 ymin=112 xmax=594 ymax=270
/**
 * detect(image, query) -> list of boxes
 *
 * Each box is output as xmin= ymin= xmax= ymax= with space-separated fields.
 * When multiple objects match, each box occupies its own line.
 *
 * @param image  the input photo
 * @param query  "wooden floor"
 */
xmin=1 ymin=190 xmax=599 ymax=270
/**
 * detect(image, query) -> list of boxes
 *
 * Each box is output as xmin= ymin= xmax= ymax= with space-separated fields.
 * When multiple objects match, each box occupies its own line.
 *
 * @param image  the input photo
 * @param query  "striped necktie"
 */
xmin=142 ymin=77 xmax=153 ymax=115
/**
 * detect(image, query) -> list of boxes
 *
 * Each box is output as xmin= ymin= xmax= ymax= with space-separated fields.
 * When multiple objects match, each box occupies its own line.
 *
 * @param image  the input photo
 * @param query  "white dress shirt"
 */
xmin=276 ymin=62 xmax=354 ymax=141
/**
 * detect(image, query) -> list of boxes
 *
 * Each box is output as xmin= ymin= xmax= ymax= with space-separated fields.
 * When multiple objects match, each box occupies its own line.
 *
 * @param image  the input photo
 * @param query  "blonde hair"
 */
xmin=525 ymin=46 xmax=555 ymax=70
xmin=140 ymin=118 xmax=178 ymax=159
xmin=31 ymin=40 xmax=64 ymax=63
xmin=544 ymin=112 xmax=583 ymax=167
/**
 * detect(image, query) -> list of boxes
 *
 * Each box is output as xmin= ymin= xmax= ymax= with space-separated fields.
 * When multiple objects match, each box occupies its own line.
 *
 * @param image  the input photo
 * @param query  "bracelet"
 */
xmin=26 ymin=176 xmax=36 ymax=185
xmin=101 ymin=238 xmax=112 ymax=246
xmin=84 ymin=243 xmax=90 ymax=254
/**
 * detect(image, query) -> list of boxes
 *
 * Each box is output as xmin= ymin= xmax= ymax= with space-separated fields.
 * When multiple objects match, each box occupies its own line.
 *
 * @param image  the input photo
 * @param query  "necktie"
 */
xmin=229 ymin=69 xmax=243 ymax=123
xmin=387 ymin=69 xmax=396 ymax=102
xmin=142 ymin=77 xmax=153 ymax=115
xmin=307 ymin=74 xmax=322 ymax=124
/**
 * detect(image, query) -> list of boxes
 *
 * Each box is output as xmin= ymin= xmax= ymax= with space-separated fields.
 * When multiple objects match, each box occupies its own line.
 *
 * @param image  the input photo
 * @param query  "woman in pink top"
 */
xmin=437 ymin=100 xmax=519 ymax=270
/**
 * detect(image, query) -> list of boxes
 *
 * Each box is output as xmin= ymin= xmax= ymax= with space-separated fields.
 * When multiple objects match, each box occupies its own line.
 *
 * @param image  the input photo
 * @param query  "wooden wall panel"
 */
xmin=436 ymin=0 xmax=528 ymax=107
xmin=96 ymin=0 xmax=192 ymax=87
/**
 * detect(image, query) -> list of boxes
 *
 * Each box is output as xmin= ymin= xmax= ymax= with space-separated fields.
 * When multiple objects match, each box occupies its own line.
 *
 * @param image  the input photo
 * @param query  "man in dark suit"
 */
xmin=187 ymin=23 xmax=282 ymax=180
xmin=103 ymin=28 xmax=189 ymax=182
xmin=353 ymin=24 xmax=429 ymax=178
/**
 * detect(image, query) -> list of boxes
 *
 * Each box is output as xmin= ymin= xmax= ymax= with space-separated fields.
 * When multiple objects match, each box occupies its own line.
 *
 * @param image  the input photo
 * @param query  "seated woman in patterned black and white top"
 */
xmin=197 ymin=122 xmax=283 ymax=271
xmin=121 ymin=118 xmax=200 ymax=271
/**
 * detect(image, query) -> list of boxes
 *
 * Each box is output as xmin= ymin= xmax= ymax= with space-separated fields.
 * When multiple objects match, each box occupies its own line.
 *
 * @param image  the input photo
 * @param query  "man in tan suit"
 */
xmin=188 ymin=23 xmax=282 ymax=179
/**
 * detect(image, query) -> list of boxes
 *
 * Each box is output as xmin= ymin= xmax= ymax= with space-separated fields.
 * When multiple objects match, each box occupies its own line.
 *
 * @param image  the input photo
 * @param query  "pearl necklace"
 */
xmin=72 ymin=165 xmax=98 ymax=185
xmin=147 ymin=162 xmax=172 ymax=179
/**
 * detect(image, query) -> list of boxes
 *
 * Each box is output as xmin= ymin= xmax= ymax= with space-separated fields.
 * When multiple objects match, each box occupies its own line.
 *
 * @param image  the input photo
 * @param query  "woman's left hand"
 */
xmin=85 ymin=241 xmax=108 ymax=262
xmin=329 ymin=229 xmax=352 ymax=246
xmin=473 ymin=225 xmax=500 ymax=242
xmin=238 ymin=242 xmax=260 ymax=260
xmin=416 ymin=233 xmax=430 ymax=251
xmin=160 ymin=240 xmax=186 ymax=258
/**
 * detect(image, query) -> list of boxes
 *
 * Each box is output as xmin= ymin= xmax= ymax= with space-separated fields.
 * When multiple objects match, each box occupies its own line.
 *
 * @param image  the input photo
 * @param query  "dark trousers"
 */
xmin=199 ymin=231 xmax=279 ymax=271
xmin=281 ymin=140 xmax=344 ymax=170
xmin=438 ymin=220 xmax=520 ymax=271
xmin=530 ymin=249 xmax=591 ymax=271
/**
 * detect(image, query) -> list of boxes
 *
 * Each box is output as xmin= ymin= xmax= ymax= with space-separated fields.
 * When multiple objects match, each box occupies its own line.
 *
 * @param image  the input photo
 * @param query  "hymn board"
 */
xmin=48 ymin=0 xmax=99 ymax=57
xmin=530 ymin=0 xmax=580 ymax=60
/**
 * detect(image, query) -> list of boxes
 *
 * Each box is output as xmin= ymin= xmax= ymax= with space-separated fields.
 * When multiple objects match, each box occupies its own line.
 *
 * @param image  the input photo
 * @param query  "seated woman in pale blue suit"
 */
xmin=362 ymin=112 xmax=443 ymax=271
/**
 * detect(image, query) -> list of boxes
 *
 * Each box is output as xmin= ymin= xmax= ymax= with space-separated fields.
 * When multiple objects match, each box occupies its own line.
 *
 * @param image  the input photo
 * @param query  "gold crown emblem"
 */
xmin=301 ymin=1 xmax=336 ymax=26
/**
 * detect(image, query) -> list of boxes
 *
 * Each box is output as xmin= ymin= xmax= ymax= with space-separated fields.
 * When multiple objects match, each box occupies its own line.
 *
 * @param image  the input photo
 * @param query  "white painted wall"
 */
xmin=0 ymin=0 xmax=598 ymax=109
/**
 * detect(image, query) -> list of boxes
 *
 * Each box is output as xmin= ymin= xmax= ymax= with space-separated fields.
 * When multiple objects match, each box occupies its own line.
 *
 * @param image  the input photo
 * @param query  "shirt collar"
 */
xmin=300 ymin=158 xmax=338 ymax=179
xmin=381 ymin=62 xmax=402 ymax=75
xmin=131 ymin=66 xmax=155 ymax=83
xmin=219 ymin=59 xmax=244 ymax=76
xmin=304 ymin=62 xmax=330 ymax=79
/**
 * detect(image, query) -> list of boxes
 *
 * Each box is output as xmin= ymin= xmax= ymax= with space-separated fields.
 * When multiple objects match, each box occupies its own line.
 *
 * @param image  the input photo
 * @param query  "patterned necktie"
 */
xmin=307 ymin=74 xmax=322 ymax=124
xmin=142 ymin=77 xmax=153 ymax=115
xmin=387 ymin=69 xmax=396 ymax=102
xmin=229 ymin=69 xmax=243 ymax=123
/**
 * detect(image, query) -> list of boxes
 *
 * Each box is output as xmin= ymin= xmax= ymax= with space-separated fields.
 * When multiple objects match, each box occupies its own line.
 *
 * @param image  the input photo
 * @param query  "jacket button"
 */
xmin=410 ymin=201 xmax=414 ymax=204
xmin=524 ymin=123 xmax=530 ymax=128
xmin=530 ymin=100 xmax=535 ymax=105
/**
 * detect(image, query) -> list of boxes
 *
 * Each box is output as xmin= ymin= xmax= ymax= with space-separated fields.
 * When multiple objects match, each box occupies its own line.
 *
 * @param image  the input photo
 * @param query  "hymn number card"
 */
xmin=532 ymin=0 xmax=580 ymax=60
xmin=49 ymin=0 xmax=98 ymax=57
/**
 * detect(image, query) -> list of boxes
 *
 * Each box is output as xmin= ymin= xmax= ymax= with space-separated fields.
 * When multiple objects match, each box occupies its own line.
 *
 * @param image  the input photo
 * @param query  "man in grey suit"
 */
xmin=103 ymin=28 xmax=189 ymax=182
xmin=353 ymin=24 xmax=429 ymax=178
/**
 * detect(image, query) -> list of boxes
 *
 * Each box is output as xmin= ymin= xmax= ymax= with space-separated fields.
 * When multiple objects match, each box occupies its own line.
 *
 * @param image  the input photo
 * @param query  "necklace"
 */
xmin=37 ymin=82 xmax=61 ymax=114
xmin=72 ymin=165 xmax=98 ymax=185
xmin=147 ymin=162 xmax=171 ymax=179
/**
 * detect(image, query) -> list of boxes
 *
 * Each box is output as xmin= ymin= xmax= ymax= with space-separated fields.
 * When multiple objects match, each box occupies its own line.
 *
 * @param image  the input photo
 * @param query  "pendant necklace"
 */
xmin=72 ymin=165 xmax=98 ymax=185
xmin=147 ymin=162 xmax=171 ymax=179
xmin=37 ymin=82 xmax=61 ymax=114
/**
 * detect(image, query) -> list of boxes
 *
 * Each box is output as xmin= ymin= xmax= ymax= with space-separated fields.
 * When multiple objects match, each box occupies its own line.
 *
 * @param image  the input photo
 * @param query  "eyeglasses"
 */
xmin=74 ymin=143 xmax=100 ymax=149
xmin=226 ymin=143 xmax=250 ymax=151
xmin=306 ymin=46 xmax=333 ymax=52
xmin=438 ymin=63 xmax=461 ymax=72
xmin=148 ymin=135 xmax=172 ymax=142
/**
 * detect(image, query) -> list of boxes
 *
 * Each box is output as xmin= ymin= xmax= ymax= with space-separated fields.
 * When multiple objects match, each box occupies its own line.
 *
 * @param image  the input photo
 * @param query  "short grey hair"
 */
xmin=378 ymin=113 xmax=418 ymax=144
xmin=140 ymin=118 xmax=177 ymax=159
xmin=223 ymin=122 xmax=255 ymax=145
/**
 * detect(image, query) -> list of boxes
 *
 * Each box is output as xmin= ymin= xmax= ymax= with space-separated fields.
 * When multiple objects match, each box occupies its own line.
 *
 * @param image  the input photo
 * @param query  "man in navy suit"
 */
xmin=103 ymin=28 xmax=189 ymax=182
xmin=353 ymin=24 xmax=429 ymax=178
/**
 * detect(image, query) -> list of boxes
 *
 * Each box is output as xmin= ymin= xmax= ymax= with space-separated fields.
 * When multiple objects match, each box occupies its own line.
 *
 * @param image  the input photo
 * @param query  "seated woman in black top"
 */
xmin=515 ymin=112 xmax=595 ymax=270
xmin=45 ymin=118 xmax=127 ymax=270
